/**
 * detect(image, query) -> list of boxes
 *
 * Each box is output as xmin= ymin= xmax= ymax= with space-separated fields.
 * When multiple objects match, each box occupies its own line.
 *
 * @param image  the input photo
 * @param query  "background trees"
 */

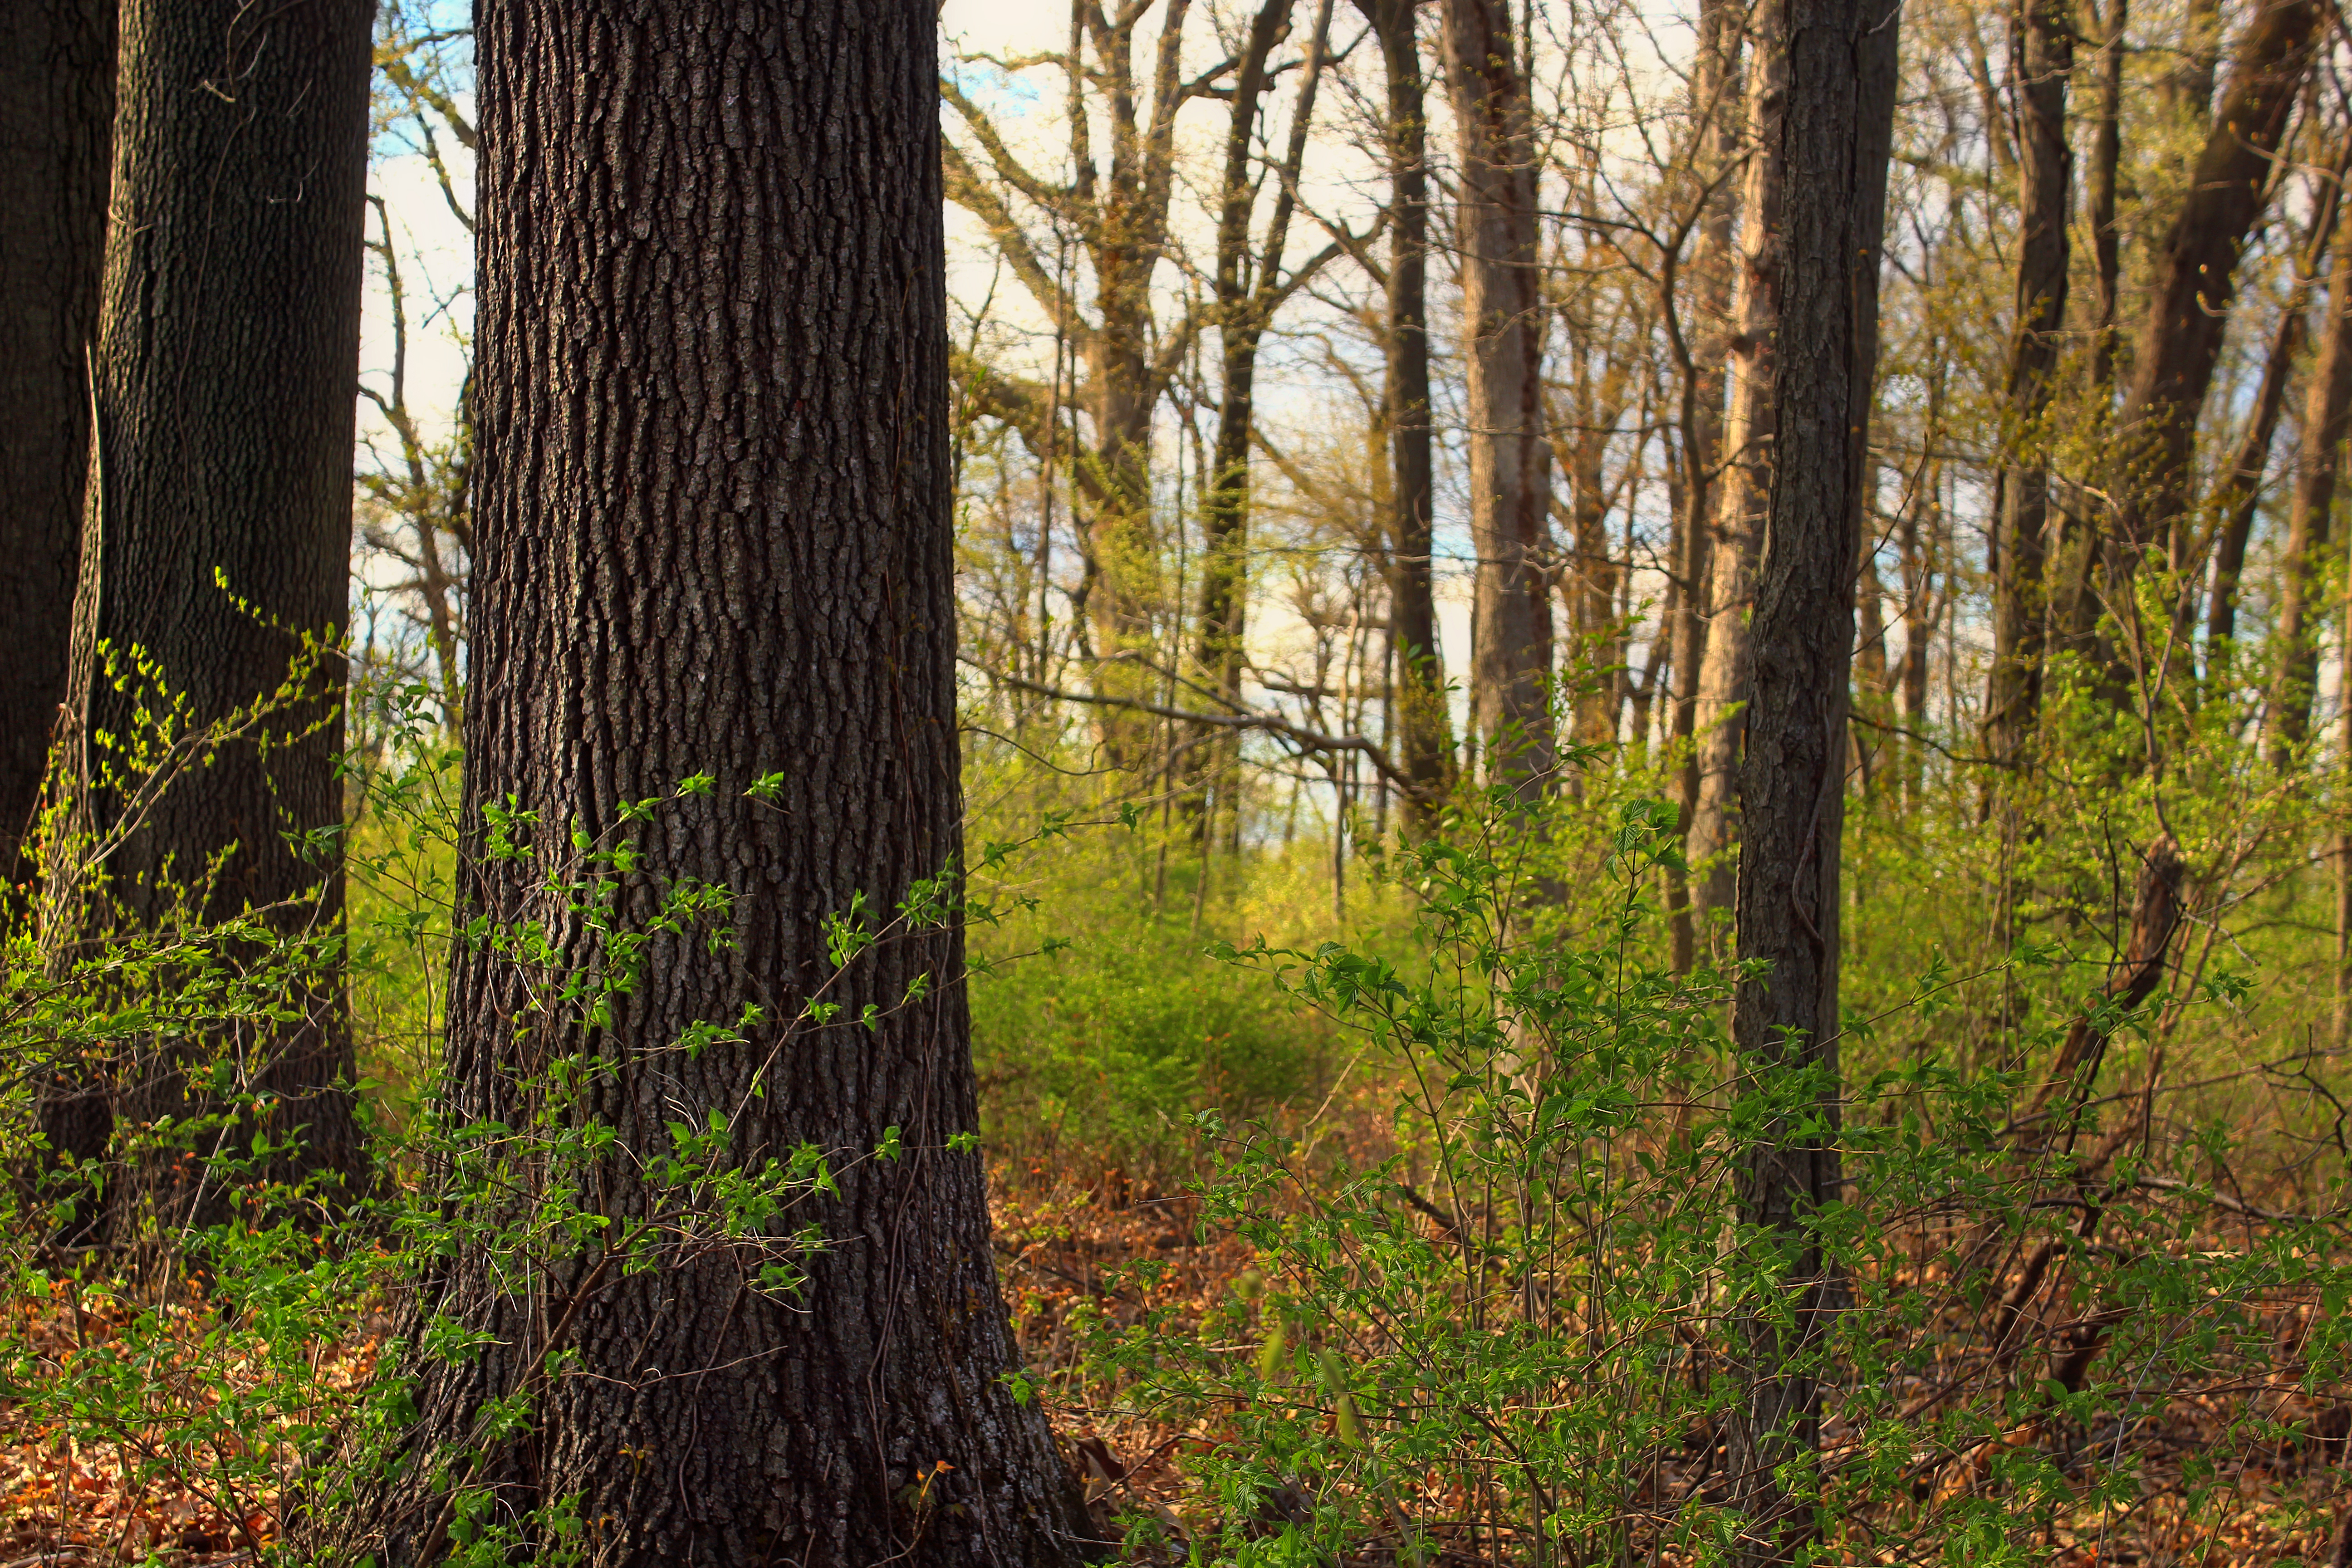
xmin=9 ymin=0 xmax=2352 ymax=1562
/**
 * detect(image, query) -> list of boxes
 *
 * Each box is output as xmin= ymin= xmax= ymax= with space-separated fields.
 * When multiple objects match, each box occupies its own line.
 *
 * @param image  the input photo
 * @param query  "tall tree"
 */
xmin=328 ymin=5 xmax=1093 ymax=1563
xmin=1663 ymin=0 xmax=1744 ymax=969
xmin=1981 ymin=0 xmax=2071 ymax=774
xmin=1444 ymin=0 xmax=1556 ymax=793
xmin=2056 ymin=0 xmax=2321 ymax=650
xmin=945 ymin=3 xmax=1218 ymax=762
xmin=1689 ymin=0 xmax=1788 ymax=931
xmin=1722 ymin=0 xmax=1899 ymax=1554
xmin=1360 ymin=0 xmax=1455 ymax=824
xmin=2265 ymin=235 xmax=2352 ymax=765
xmin=1194 ymin=0 xmax=1341 ymax=822
xmin=0 ymin=0 xmax=113 ymax=854
xmin=63 ymin=0 xmax=373 ymax=1222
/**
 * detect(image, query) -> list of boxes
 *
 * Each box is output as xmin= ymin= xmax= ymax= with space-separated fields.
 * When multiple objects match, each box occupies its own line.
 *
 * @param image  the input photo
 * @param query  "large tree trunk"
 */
xmin=1981 ymin=0 xmax=2070 ymax=774
xmin=325 ymin=5 xmax=1093 ymax=1563
xmin=2057 ymin=0 xmax=2320 ymax=649
xmin=1443 ymin=0 xmax=1555 ymax=796
xmin=0 ymin=0 xmax=113 ymax=859
xmin=1361 ymin=0 xmax=1455 ymax=825
xmin=1689 ymin=0 xmax=1787 ymax=934
xmin=65 ymin=0 xmax=372 ymax=1237
xmin=1721 ymin=0 xmax=1899 ymax=1553
xmin=2265 ymin=236 xmax=2352 ymax=765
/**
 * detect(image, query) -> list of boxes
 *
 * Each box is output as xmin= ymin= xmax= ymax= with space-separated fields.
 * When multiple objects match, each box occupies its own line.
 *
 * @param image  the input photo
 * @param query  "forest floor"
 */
xmin=0 ymin=1165 xmax=2342 ymax=1566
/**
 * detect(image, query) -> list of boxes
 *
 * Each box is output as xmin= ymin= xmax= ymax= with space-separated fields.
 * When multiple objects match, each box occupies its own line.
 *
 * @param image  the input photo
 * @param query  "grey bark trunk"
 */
xmin=1443 ymin=0 xmax=1555 ymax=796
xmin=1666 ymin=0 xmax=1743 ymax=970
xmin=323 ymin=6 xmax=1093 ymax=1563
xmin=1721 ymin=0 xmax=1899 ymax=1554
xmin=1981 ymin=0 xmax=2070 ymax=773
xmin=1361 ymin=0 xmax=1455 ymax=824
xmin=2266 ymin=236 xmax=2352 ymax=765
xmin=1689 ymin=0 xmax=1787 ymax=933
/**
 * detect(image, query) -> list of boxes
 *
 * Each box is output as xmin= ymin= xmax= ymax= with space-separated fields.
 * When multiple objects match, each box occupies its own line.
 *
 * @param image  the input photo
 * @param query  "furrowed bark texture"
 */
xmin=0 ymin=0 xmax=112 ymax=856
xmin=1723 ymin=0 xmax=1898 ymax=1553
xmin=1362 ymin=0 xmax=1454 ymax=823
xmin=1689 ymin=0 xmax=1787 ymax=932
xmin=330 ymin=7 xmax=1093 ymax=1565
xmin=1981 ymin=0 xmax=2069 ymax=772
xmin=1444 ymin=0 xmax=1556 ymax=794
xmin=69 ymin=0 xmax=372 ymax=1223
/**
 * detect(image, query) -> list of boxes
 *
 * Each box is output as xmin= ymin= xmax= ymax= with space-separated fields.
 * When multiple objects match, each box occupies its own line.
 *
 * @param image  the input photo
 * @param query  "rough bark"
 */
xmin=1981 ymin=0 xmax=2070 ymax=773
xmin=1720 ymin=0 xmax=1899 ymax=1553
xmin=0 ymin=0 xmax=113 ymax=859
xmin=1689 ymin=0 xmax=1787 ymax=931
xmin=324 ymin=7 xmax=1093 ymax=1564
xmin=1443 ymin=0 xmax=1556 ymax=795
xmin=1360 ymin=0 xmax=1455 ymax=823
xmin=2059 ymin=0 xmax=2320 ymax=647
xmin=2265 ymin=236 xmax=2352 ymax=766
xmin=65 ymin=0 xmax=372 ymax=1233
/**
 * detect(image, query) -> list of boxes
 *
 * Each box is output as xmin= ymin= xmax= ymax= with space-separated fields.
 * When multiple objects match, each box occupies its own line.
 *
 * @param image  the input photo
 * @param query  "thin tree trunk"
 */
xmin=1982 ymin=0 xmax=2071 ymax=774
xmin=0 ymin=0 xmax=113 ymax=858
xmin=2207 ymin=300 xmax=2310 ymax=656
xmin=1444 ymin=0 xmax=1556 ymax=798
xmin=1690 ymin=0 xmax=1788 ymax=932
xmin=1362 ymin=0 xmax=1454 ymax=827
xmin=2266 ymin=235 xmax=2352 ymax=766
xmin=1721 ymin=0 xmax=1900 ymax=1554
xmin=1665 ymin=0 xmax=1744 ymax=970
xmin=1196 ymin=0 xmax=1337 ymax=833
xmin=324 ymin=5 xmax=1093 ymax=1564
xmin=2058 ymin=0 xmax=2320 ymax=649
xmin=2083 ymin=0 xmax=2125 ymax=395
xmin=66 ymin=0 xmax=373 ymax=1238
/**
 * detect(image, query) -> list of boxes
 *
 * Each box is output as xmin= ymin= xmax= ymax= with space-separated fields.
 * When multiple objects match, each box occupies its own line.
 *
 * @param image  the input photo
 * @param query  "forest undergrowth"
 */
xmin=1 ymin=685 xmax=2348 ymax=1567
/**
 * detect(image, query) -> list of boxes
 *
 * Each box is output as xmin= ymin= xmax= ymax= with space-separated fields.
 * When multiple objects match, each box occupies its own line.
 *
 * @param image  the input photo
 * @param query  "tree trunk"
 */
xmin=2059 ymin=0 xmax=2319 ymax=648
xmin=1361 ymin=0 xmax=1455 ymax=825
xmin=2206 ymin=299 xmax=2308 ymax=657
xmin=2083 ymin=0 xmax=2125 ymax=395
xmin=1195 ymin=0 xmax=1336 ymax=832
xmin=1722 ymin=0 xmax=1899 ymax=1553
xmin=325 ymin=6 xmax=1093 ymax=1563
xmin=1193 ymin=0 xmax=1294 ymax=752
xmin=2266 ymin=235 xmax=2352 ymax=766
xmin=1443 ymin=0 xmax=1555 ymax=796
xmin=1982 ymin=0 xmax=2070 ymax=774
xmin=1666 ymin=0 xmax=1744 ymax=970
xmin=0 ymin=0 xmax=112 ymax=860
xmin=1689 ymin=0 xmax=1787 ymax=933
xmin=66 ymin=0 xmax=372 ymax=1236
